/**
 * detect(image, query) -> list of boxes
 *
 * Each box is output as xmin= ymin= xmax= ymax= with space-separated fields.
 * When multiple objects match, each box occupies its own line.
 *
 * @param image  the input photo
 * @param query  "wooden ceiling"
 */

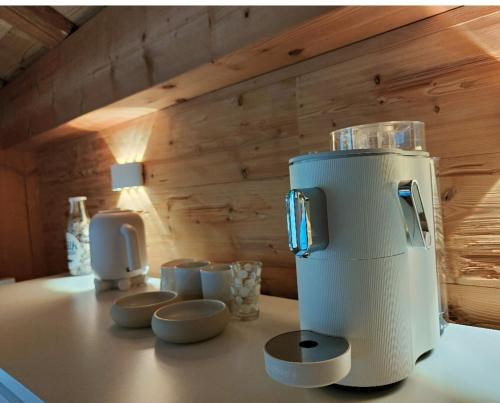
xmin=0 ymin=6 xmax=103 ymax=88
xmin=0 ymin=6 xmax=457 ymax=149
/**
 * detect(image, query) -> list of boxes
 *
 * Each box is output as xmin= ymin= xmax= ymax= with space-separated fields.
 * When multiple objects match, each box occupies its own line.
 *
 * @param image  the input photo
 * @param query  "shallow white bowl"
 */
xmin=111 ymin=291 xmax=180 ymax=328
xmin=152 ymin=299 xmax=230 ymax=343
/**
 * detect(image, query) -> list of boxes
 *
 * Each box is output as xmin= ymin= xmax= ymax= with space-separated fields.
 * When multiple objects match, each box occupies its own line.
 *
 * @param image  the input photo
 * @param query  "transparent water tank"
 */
xmin=331 ymin=121 xmax=425 ymax=151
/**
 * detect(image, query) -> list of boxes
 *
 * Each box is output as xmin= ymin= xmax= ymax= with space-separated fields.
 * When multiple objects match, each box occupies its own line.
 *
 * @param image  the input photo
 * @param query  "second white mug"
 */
xmin=175 ymin=260 xmax=210 ymax=300
xmin=160 ymin=258 xmax=195 ymax=292
xmin=200 ymin=264 xmax=232 ymax=305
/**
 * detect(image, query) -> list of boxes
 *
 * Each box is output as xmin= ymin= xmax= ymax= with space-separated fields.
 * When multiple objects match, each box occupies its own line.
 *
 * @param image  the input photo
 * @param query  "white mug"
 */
xmin=160 ymin=258 xmax=195 ymax=292
xmin=200 ymin=264 xmax=232 ymax=305
xmin=175 ymin=260 xmax=210 ymax=300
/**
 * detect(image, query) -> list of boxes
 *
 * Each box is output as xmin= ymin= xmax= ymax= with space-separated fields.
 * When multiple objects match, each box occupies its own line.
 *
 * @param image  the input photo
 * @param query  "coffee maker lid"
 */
xmin=289 ymin=148 xmax=429 ymax=165
xmin=264 ymin=330 xmax=351 ymax=388
xmin=331 ymin=121 xmax=425 ymax=152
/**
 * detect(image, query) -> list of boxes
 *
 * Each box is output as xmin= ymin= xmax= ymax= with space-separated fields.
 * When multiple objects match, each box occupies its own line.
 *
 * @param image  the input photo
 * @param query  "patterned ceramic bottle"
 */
xmin=66 ymin=196 xmax=92 ymax=275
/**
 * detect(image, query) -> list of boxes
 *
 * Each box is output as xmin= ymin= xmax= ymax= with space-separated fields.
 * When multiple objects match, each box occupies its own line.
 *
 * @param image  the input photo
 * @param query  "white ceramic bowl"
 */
xmin=152 ymin=299 xmax=230 ymax=343
xmin=111 ymin=291 xmax=180 ymax=328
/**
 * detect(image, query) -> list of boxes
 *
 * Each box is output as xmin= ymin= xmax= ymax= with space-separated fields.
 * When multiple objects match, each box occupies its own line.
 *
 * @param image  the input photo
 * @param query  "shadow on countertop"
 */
xmin=317 ymin=380 xmax=406 ymax=401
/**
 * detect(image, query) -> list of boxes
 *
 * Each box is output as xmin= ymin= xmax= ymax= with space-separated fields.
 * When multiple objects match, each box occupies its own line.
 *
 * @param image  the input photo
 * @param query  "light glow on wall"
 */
xmin=117 ymin=187 xmax=168 ymax=238
xmin=103 ymin=114 xmax=157 ymax=164
xmin=103 ymin=118 xmax=166 ymax=233
xmin=65 ymin=106 xmax=158 ymax=139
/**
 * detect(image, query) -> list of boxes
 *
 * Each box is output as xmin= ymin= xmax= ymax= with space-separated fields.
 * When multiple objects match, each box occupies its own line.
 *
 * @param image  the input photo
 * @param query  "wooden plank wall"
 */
xmin=32 ymin=7 xmax=500 ymax=326
xmin=0 ymin=149 xmax=46 ymax=281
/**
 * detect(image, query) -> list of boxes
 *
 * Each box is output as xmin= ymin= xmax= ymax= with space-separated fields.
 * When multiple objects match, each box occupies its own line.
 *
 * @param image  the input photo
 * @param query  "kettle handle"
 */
xmin=120 ymin=224 xmax=142 ymax=271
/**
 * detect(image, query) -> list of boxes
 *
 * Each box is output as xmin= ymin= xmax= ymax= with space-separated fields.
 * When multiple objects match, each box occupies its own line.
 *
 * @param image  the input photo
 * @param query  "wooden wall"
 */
xmin=0 ymin=149 xmax=46 ymax=281
xmin=29 ymin=8 xmax=500 ymax=327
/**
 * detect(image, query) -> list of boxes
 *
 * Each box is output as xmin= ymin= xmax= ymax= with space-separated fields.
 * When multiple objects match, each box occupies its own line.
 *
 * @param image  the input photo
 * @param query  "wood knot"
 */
xmin=374 ymin=74 xmax=381 ymax=85
xmin=168 ymin=140 xmax=174 ymax=145
xmin=237 ymin=94 xmax=244 ymax=106
xmin=434 ymin=105 xmax=441 ymax=114
xmin=244 ymin=8 xmax=250 ymax=18
xmin=288 ymin=48 xmax=304 ymax=57
xmin=442 ymin=187 xmax=456 ymax=202
xmin=241 ymin=167 xmax=248 ymax=179
xmin=175 ymin=98 xmax=188 ymax=104
xmin=141 ymin=32 xmax=147 ymax=42
xmin=162 ymin=83 xmax=176 ymax=90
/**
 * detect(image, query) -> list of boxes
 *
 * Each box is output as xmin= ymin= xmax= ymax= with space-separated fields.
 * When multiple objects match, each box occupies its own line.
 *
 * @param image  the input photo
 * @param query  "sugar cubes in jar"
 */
xmin=230 ymin=261 xmax=262 ymax=320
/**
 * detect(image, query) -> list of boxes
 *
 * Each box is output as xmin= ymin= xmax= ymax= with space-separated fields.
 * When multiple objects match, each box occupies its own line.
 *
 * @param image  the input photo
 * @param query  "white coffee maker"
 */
xmin=264 ymin=121 xmax=443 ymax=388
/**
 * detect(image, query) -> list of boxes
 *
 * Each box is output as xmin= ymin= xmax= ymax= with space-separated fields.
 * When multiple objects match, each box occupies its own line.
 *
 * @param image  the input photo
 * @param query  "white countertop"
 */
xmin=0 ymin=275 xmax=499 ymax=403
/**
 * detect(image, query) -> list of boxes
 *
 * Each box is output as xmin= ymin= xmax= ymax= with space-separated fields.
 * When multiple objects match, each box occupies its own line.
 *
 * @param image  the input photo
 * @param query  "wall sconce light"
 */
xmin=111 ymin=162 xmax=144 ymax=191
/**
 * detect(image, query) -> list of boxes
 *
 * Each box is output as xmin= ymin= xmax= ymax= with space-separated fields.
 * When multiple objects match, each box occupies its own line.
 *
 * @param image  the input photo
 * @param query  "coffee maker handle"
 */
xmin=398 ymin=180 xmax=431 ymax=248
xmin=120 ymin=224 xmax=142 ymax=271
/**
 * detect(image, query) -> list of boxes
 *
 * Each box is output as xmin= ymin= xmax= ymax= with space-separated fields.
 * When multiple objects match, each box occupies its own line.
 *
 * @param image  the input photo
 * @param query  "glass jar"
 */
xmin=66 ymin=196 xmax=92 ymax=276
xmin=230 ymin=261 xmax=262 ymax=321
xmin=331 ymin=121 xmax=425 ymax=151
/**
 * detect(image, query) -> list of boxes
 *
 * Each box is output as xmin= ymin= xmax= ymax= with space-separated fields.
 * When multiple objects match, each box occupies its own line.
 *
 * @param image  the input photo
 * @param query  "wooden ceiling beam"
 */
xmin=0 ymin=6 xmax=459 ymax=148
xmin=0 ymin=6 xmax=75 ymax=48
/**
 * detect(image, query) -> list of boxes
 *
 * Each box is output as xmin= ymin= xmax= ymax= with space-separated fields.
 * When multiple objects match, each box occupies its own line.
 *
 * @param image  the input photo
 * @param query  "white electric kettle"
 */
xmin=89 ymin=209 xmax=149 ymax=291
